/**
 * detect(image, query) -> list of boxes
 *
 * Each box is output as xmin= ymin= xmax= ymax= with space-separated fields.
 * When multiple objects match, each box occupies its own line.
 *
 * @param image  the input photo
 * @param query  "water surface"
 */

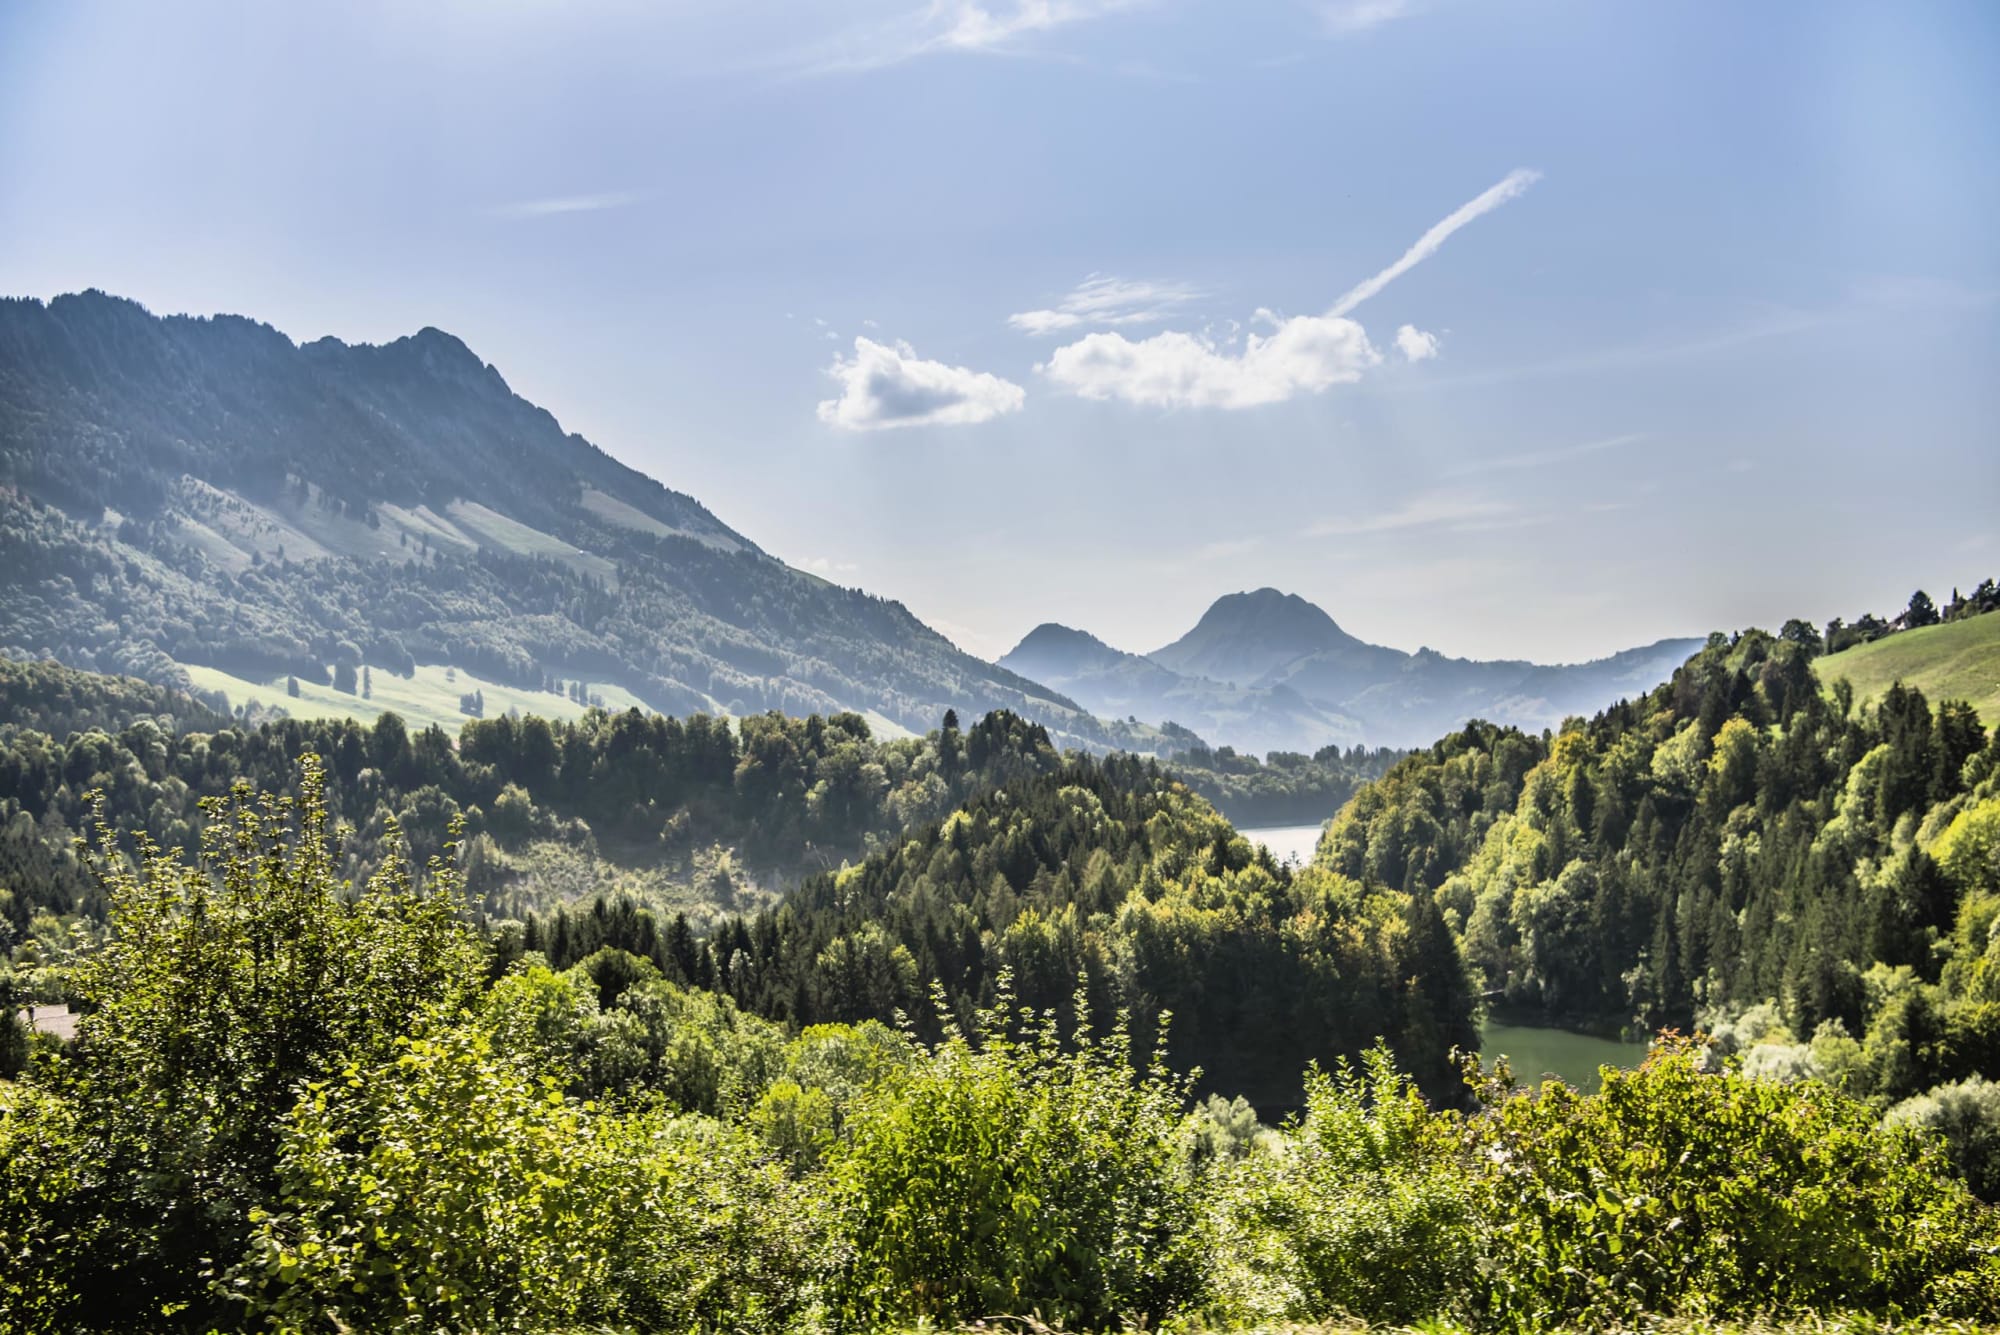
xmin=1479 ymin=1021 xmax=1649 ymax=1091
xmin=1239 ymin=824 xmax=1324 ymax=867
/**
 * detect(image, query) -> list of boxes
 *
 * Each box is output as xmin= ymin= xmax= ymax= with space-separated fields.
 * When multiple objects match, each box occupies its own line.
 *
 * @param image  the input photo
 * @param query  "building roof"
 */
xmin=14 ymin=1002 xmax=78 ymax=1043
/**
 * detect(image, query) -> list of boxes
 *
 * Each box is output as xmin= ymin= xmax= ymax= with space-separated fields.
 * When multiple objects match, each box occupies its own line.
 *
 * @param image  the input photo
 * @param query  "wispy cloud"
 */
xmin=1450 ymin=432 xmax=1645 ymax=476
xmin=818 ymin=337 xmax=1027 ymax=431
xmin=1318 ymin=0 xmax=1414 ymax=35
xmin=1008 ymin=274 xmax=1204 ymax=335
xmin=488 ymin=190 xmax=652 ymax=219
xmin=783 ymin=0 xmax=1143 ymax=75
xmin=1037 ymin=169 xmax=1538 ymax=410
xmin=1329 ymin=169 xmax=1541 ymax=317
xmin=1303 ymin=491 xmax=1512 ymax=537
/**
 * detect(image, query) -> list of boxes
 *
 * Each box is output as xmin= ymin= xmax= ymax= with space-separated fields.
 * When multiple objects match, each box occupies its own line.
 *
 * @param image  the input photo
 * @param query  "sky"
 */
xmin=2 ymin=0 xmax=1996 ymax=664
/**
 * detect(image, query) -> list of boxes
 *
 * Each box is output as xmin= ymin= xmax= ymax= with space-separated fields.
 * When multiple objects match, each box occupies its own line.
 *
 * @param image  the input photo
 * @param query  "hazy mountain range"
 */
xmin=1004 ymin=590 xmax=1702 ymax=752
xmin=1 ymin=291 xmax=1696 ymax=756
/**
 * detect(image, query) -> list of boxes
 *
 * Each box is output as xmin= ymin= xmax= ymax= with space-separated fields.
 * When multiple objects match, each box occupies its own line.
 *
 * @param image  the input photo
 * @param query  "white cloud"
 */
xmin=1039 ymin=168 xmax=1538 ymax=410
xmin=1395 ymin=324 xmax=1440 ymax=361
xmin=1008 ymin=274 xmax=1203 ymax=335
xmin=818 ymin=337 xmax=1026 ymax=431
xmin=1040 ymin=310 xmax=1379 ymax=409
xmin=488 ymin=190 xmax=651 ymax=219
xmin=1319 ymin=0 xmax=1413 ymax=34
xmin=1304 ymin=491 xmax=1512 ymax=537
xmin=789 ymin=0 xmax=1142 ymax=74
xmin=1329 ymin=168 xmax=1541 ymax=316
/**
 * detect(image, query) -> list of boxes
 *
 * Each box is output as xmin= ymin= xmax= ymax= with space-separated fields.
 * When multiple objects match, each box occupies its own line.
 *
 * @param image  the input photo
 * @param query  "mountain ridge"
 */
xmin=0 ymin=290 xmax=1169 ymax=753
xmin=1011 ymin=589 xmax=1704 ymax=751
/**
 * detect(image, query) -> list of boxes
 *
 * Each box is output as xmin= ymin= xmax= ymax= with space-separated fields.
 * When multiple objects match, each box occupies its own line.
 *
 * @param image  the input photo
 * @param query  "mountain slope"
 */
xmin=1000 ymin=620 xmax=1363 ymax=757
xmin=1136 ymin=588 xmax=1700 ymax=749
xmin=0 ymin=291 xmax=1168 ymax=752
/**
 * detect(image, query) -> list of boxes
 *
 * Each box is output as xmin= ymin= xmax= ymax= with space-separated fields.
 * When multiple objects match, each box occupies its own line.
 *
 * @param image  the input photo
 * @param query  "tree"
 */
xmin=362 ymin=665 xmax=373 ymax=699
xmin=286 ymin=675 xmax=301 ymax=698
xmin=1905 ymin=590 xmax=1941 ymax=629
xmin=333 ymin=661 xmax=358 ymax=694
xmin=1779 ymin=617 xmax=1825 ymax=657
xmin=53 ymin=757 xmax=483 ymax=1327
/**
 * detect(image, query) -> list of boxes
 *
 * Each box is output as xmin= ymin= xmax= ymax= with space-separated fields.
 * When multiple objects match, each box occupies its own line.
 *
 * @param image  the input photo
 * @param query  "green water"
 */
xmin=1479 ymin=1022 xmax=1649 ymax=1091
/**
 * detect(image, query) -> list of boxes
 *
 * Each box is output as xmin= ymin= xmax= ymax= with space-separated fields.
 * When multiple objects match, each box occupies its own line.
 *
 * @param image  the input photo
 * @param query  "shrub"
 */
xmin=1206 ymin=1046 xmax=1481 ymax=1326
xmin=1888 ymin=1075 xmax=2000 ymax=1200
xmin=1472 ymin=1037 xmax=2000 ymax=1326
xmin=0 ymin=1083 xmax=93 ymax=1335
xmin=826 ymin=988 xmax=1201 ymax=1330
xmin=231 ymin=1026 xmax=625 ymax=1334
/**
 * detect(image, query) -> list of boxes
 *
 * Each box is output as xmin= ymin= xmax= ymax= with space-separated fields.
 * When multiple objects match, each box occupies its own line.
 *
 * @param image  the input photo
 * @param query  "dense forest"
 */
xmin=1319 ymin=613 xmax=2000 ymax=1131
xmin=4 ymin=762 xmax=1997 ymax=1333
xmin=520 ymin=746 xmax=1474 ymax=1108
xmin=0 ymin=658 xmax=1105 ymax=967
xmin=0 ymin=654 xmax=1463 ymax=1108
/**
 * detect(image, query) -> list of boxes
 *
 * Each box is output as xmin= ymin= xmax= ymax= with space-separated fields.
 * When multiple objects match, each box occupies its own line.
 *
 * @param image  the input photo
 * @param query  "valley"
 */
xmin=2 ymin=293 xmax=1995 ymax=1335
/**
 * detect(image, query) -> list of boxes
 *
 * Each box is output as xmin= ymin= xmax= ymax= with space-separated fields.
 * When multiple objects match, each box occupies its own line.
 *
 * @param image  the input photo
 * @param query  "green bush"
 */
xmin=826 ymin=990 xmax=1202 ymax=1330
xmin=1206 ymin=1046 xmax=1481 ymax=1326
xmin=233 ymin=1023 xmax=829 ymax=1335
xmin=0 ymin=1082 xmax=93 ymax=1335
xmin=1888 ymin=1075 xmax=2000 ymax=1200
xmin=231 ymin=1026 xmax=626 ymax=1333
xmin=1472 ymin=1038 xmax=2000 ymax=1326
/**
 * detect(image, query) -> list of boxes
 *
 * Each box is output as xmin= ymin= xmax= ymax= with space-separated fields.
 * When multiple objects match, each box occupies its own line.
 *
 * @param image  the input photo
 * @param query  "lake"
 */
xmin=1479 ymin=1021 xmax=1650 ymax=1090
xmin=1240 ymin=823 xmax=1325 ymax=867
xmin=1242 ymin=821 xmax=1650 ymax=1091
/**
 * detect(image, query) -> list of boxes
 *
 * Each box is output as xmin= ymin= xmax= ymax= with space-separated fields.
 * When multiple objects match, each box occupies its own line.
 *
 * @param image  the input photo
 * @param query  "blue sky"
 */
xmin=2 ymin=0 xmax=1995 ymax=662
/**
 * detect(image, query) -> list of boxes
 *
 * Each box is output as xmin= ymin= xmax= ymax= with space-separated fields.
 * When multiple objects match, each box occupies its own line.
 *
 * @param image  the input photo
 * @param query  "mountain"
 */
xmin=1266 ymin=634 xmax=1707 ymax=750
xmin=999 ymin=620 xmax=1363 ymax=758
xmin=0 ymin=290 xmax=1173 ymax=753
xmin=1021 ymin=587 xmax=1702 ymax=753
xmin=1150 ymin=588 xmax=1379 ymax=685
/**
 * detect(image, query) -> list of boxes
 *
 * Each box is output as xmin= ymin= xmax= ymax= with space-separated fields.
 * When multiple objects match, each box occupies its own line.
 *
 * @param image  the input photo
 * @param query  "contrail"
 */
xmin=1329 ymin=168 xmax=1542 ymax=317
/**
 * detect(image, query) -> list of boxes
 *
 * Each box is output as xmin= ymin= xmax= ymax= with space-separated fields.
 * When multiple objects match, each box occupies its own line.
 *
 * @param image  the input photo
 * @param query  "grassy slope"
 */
xmin=1817 ymin=609 xmax=2000 ymax=724
xmin=179 ymin=661 xmax=653 ymax=734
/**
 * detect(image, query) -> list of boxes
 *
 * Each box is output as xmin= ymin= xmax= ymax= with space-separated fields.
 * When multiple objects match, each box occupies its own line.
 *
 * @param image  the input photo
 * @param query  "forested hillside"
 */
xmin=0 ymin=291 xmax=1168 ymax=754
xmin=0 ymin=663 xmax=1112 ymax=977
xmin=1319 ymin=619 xmax=2000 ymax=1117
xmin=523 ymin=749 xmax=1474 ymax=1108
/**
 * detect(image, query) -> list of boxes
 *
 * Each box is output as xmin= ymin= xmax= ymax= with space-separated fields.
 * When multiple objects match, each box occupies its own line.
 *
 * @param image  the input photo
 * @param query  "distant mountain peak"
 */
xmin=1002 ymin=623 xmax=1131 ymax=677
xmin=1013 ymin=622 xmax=1111 ymax=653
xmin=1201 ymin=588 xmax=1354 ymax=642
xmin=1148 ymin=589 xmax=1361 ymax=687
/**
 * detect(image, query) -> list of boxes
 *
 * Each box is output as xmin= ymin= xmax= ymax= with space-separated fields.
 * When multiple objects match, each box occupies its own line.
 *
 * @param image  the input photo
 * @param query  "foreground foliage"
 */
xmin=4 ymin=766 xmax=2000 ymax=1334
